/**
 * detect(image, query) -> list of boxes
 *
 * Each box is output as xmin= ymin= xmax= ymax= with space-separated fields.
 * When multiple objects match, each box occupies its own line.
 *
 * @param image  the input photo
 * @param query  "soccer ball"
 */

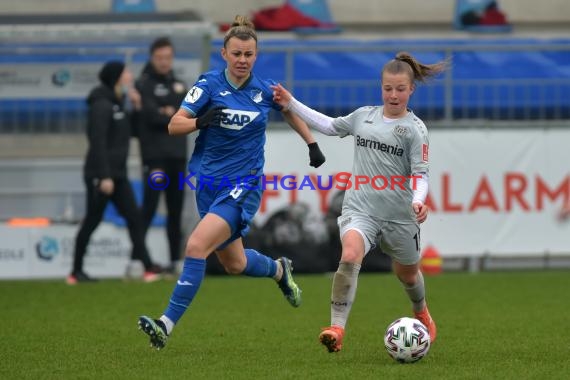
xmin=384 ymin=317 xmax=431 ymax=363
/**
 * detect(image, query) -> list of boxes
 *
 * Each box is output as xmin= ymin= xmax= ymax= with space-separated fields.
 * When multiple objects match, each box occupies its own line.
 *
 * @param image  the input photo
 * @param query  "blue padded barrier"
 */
xmin=1 ymin=37 xmax=569 ymax=131
xmin=207 ymin=38 xmax=570 ymax=120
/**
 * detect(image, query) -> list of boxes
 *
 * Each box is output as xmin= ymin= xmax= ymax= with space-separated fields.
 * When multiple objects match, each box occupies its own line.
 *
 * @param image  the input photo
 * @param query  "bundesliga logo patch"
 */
xmin=185 ymin=87 xmax=203 ymax=103
xmin=422 ymin=144 xmax=429 ymax=162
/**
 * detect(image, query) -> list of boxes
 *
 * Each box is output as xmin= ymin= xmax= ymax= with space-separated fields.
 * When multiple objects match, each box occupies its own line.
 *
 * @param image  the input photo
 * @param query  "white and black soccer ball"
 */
xmin=384 ymin=317 xmax=431 ymax=363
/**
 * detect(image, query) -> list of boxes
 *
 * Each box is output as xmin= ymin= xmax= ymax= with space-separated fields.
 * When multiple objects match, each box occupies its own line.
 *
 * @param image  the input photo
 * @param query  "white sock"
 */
xmin=402 ymin=271 xmax=426 ymax=313
xmin=159 ymin=315 xmax=175 ymax=335
xmin=272 ymin=260 xmax=283 ymax=281
xmin=331 ymin=262 xmax=361 ymax=328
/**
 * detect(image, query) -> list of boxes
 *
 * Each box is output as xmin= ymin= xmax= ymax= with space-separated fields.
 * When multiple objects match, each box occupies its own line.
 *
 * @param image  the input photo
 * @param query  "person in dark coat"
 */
xmin=68 ymin=60 xmax=161 ymax=284
xmin=136 ymin=37 xmax=188 ymax=275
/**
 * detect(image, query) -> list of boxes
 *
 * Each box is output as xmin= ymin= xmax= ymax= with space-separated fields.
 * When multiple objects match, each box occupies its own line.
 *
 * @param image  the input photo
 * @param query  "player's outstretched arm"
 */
xmin=272 ymin=83 xmax=293 ymax=108
xmin=272 ymin=83 xmax=337 ymax=137
xmin=282 ymin=111 xmax=326 ymax=168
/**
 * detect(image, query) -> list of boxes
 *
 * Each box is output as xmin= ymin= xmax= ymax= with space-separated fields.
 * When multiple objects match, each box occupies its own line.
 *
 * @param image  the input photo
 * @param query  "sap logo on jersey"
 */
xmin=220 ymin=109 xmax=260 ymax=130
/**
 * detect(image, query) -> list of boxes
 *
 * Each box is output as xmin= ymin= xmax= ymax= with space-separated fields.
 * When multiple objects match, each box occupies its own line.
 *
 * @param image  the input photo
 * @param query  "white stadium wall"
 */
xmin=260 ymin=128 xmax=570 ymax=258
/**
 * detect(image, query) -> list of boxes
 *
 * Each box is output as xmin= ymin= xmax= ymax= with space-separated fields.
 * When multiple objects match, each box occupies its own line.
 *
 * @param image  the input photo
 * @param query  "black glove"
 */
xmin=196 ymin=106 xmax=225 ymax=130
xmin=308 ymin=142 xmax=326 ymax=168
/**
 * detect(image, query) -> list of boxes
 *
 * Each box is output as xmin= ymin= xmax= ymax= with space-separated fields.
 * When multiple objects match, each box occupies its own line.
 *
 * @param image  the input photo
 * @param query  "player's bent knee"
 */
xmin=340 ymin=248 xmax=364 ymax=264
xmin=184 ymin=239 xmax=210 ymax=259
xmin=397 ymin=272 xmax=418 ymax=286
xmin=222 ymin=264 xmax=243 ymax=275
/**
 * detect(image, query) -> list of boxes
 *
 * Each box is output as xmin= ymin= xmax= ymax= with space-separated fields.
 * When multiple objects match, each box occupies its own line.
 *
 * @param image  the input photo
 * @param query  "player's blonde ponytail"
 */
xmin=223 ymin=15 xmax=257 ymax=47
xmin=383 ymin=52 xmax=449 ymax=83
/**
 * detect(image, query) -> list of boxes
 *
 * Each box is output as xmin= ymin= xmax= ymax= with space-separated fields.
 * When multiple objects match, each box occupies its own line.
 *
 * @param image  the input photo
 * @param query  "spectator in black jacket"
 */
xmin=67 ymin=60 xmax=162 ymax=284
xmin=136 ymin=37 xmax=188 ymax=274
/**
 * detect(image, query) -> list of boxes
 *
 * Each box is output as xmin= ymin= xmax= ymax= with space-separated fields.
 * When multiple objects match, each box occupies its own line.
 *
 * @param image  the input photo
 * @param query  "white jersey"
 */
xmin=332 ymin=106 xmax=429 ymax=224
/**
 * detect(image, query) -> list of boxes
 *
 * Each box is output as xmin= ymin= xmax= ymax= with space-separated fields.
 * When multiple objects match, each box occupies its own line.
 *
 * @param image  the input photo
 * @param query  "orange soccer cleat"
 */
xmin=415 ymin=306 xmax=437 ymax=343
xmin=319 ymin=325 xmax=345 ymax=353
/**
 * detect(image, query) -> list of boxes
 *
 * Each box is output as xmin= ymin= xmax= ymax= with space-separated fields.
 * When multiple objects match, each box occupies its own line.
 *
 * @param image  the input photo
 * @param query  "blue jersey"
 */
xmin=181 ymin=70 xmax=281 ymax=183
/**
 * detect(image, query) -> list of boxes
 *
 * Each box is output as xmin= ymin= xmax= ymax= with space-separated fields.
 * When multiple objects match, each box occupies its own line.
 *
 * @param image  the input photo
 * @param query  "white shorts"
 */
xmin=337 ymin=210 xmax=421 ymax=265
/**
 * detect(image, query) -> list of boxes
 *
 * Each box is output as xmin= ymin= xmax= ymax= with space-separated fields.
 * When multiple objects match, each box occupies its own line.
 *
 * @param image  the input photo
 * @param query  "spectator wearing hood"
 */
xmin=68 ymin=60 xmax=162 ymax=284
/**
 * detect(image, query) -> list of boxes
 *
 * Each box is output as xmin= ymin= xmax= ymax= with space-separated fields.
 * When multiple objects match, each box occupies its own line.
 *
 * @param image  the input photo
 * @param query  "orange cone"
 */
xmin=420 ymin=245 xmax=442 ymax=275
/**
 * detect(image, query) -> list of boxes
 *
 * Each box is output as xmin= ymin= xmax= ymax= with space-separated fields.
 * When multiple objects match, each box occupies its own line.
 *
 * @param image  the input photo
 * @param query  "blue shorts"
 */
xmin=196 ymin=177 xmax=261 ymax=249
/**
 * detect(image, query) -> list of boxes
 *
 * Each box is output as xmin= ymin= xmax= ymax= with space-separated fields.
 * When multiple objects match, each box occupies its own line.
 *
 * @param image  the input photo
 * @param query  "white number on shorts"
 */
xmin=230 ymin=184 xmax=243 ymax=199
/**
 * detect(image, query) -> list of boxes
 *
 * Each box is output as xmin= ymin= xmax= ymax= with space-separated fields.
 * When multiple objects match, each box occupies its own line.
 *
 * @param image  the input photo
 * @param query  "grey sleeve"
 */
xmin=410 ymin=121 xmax=430 ymax=175
xmin=331 ymin=107 xmax=370 ymax=137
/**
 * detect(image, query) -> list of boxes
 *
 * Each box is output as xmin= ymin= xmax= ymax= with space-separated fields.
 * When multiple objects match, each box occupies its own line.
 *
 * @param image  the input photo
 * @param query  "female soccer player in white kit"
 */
xmin=272 ymin=51 xmax=448 ymax=352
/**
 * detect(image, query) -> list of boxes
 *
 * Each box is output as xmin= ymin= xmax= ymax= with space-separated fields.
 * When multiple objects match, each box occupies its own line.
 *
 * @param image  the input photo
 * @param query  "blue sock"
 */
xmin=163 ymin=257 xmax=206 ymax=324
xmin=243 ymin=249 xmax=277 ymax=277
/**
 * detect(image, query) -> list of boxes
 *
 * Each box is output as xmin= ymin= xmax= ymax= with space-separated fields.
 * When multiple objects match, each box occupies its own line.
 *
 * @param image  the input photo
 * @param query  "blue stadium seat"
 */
xmin=111 ymin=0 xmax=156 ymax=13
xmin=286 ymin=0 xmax=341 ymax=34
xmin=453 ymin=0 xmax=512 ymax=32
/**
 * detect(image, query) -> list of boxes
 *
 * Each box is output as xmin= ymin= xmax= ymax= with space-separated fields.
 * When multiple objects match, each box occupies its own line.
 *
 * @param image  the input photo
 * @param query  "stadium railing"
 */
xmin=212 ymin=39 xmax=569 ymax=125
xmin=1 ymin=38 xmax=569 ymax=135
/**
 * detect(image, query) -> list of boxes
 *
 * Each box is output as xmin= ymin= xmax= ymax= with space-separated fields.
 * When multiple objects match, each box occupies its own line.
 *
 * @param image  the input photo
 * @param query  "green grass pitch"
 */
xmin=1 ymin=270 xmax=569 ymax=379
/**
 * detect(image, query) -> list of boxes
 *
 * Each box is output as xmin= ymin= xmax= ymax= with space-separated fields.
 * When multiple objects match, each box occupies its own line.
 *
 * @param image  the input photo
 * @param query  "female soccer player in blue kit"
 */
xmin=138 ymin=15 xmax=326 ymax=349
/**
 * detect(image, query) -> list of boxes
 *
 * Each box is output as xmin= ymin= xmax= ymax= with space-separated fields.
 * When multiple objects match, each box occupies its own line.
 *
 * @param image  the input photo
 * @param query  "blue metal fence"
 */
xmin=208 ymin=38 xmax=570 ymax=123
xmin=1 ymin=37 xmax=569 ymax=134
